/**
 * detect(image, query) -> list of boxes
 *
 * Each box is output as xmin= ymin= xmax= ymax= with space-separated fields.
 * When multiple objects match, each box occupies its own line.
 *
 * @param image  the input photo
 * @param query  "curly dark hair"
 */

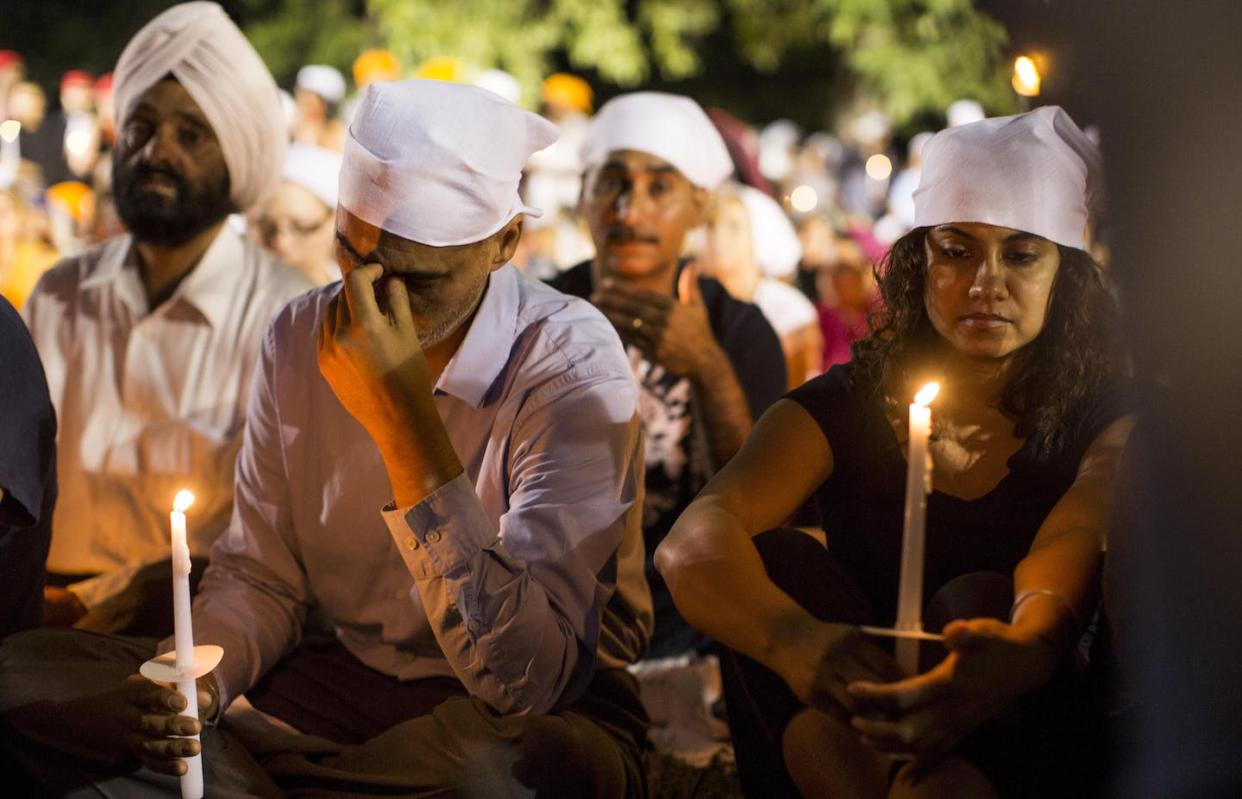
xmin=851 ymin=226 xmax=1124 ymax=456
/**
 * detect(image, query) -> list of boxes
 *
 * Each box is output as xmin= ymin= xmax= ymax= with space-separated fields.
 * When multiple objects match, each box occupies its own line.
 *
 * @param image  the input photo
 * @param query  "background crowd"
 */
xmin=0 ymin=45 xmax=1049 ymax=387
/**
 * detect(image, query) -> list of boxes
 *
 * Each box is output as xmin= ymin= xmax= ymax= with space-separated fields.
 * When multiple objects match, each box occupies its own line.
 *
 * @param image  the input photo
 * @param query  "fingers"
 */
xmin=942 ymin=617 xmax=1005 ymax=651
xmin=124 ymin=674 xmax=185 ymax=714
xmin=847 ymin=665 xmax=953 ymax=715
xmin=128 ymin=730 xmax=201 ymax=776
xmin=677 ymin=263 xmax=702 ymax=306
xmin=383 ymin=274 xmax=415 ymax=332
xmin=343 ymin=262 xmax=384 ymax=321
xmin=850 ymin=707 xmax=945 ymax=758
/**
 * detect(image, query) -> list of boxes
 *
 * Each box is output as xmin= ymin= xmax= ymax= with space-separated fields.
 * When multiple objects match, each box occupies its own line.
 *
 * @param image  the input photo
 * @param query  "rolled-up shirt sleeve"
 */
xmin=381 ymin=364 xmax=641 ymax=715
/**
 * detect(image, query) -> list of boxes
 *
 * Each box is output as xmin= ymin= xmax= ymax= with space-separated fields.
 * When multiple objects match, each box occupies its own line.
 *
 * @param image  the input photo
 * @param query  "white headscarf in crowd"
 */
xmin=296 ymin=65 xmax=346 ymax=105
xmin=581 ymin=92 xmax=734 ymax=190
xmin=339 ymin=80 xmax=558 ymax=246
xmin=735 ymin=184 xmax=802 ymax=279
xmin=113 ymin=1 xmax=286 ymax=212
xmin=282 ymin=144 xmax=341 ymax=210
xmin=914 ymin=105 xmax=1102 ymax=251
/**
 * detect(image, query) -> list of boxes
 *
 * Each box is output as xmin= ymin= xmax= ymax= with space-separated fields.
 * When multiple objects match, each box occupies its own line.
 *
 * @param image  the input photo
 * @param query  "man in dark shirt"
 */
xmin=0 ymin=295 xmax=56 ymax=637
xmin=552 ymin=91 xmax=786 ymax=657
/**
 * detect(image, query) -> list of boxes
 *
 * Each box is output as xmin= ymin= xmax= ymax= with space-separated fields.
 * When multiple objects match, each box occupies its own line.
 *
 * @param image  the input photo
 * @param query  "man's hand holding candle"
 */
xmin=120 ymin=672 xmax=219 ymax=777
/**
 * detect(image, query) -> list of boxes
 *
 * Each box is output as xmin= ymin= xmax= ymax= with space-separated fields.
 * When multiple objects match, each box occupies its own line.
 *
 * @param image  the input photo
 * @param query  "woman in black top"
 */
xmin=656 ymin=107 xmax=1131 ymax=798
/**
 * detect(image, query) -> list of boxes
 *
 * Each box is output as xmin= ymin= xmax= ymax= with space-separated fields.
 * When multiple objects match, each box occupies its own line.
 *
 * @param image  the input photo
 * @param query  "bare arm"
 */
xmin=656 ymin=399 xmax=901 ymax=707
xmin=1010 ymin=414 xmax=1138 ymax=653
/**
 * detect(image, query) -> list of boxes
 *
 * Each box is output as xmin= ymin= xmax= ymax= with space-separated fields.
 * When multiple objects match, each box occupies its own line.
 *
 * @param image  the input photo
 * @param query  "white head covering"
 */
xmin=113 ymin=1 xmax=285 ymax=212
xmin=735 ymin=184 xmax=802 ymax=279
xmin=282 ymin=144 xmax=341 ymax=209
xmin=474 ymin=69 xmax=521 ymax=105
xmin=339 ymin=80 xmax=558 ymax=246
xmin=581 ymin=92 xmax=732 ymax=190
xmin=947 ymin=99 xmax=985 ymax=128
xmin=296 ymin=64 xmax=346 ymax=105
xmin=913 ymin=106 xmax=1101 ymax=251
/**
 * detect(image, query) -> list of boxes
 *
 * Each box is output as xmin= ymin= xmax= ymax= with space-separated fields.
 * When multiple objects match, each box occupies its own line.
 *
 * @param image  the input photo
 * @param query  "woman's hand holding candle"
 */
xmin=845 ymin=618 xmax=1060 ymax=768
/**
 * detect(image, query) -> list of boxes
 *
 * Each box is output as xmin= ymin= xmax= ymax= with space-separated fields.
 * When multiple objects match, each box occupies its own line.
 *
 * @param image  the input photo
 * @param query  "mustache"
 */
xmin=127 ymin=163 xmax=189 ymax=194
xmin=604 ymin=225 xmax=659 ymax=245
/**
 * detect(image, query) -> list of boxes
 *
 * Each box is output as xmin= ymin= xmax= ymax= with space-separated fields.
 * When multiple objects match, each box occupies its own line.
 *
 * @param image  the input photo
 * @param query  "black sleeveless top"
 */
xmin=787 ymin=363 xmax=1123 ymax=626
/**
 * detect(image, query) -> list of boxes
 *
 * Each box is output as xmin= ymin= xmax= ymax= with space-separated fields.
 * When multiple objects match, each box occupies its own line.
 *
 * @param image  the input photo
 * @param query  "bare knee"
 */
xmin=782 ymin=708 xmax=888 ymax=799
xmin=889 ymin=758 xmax=999 ymax=799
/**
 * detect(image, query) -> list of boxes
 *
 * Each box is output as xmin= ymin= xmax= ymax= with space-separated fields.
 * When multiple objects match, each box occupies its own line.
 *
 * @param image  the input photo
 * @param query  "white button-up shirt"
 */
xmin=23 ymin=227 xmax=314 ymax=576
xmin=190 ymin=265 xmax=652 ymax=715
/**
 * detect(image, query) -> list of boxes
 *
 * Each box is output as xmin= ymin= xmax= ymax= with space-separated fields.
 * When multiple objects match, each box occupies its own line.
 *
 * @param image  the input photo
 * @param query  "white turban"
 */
xmin=581 ymin=92 xmax=733 ymax=190
xmin=914 ymin=106 xmax=1102 ymax=251
xmin=282 ymin=144 xmax=341 ymax=209
xmin=296 ymin=64 xmax=346 ymax=105
xmin=113 ymin=1 xmax=285 ymax=213
xmin=736 ymin=185 xmax=802 ymax=279
xmin=339 ymin=80 xmax=558 ymax=246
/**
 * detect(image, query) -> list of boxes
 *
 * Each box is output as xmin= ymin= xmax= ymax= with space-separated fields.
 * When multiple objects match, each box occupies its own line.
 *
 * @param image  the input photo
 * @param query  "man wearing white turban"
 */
xmin=23 ymin=1 xmax=313 ymax=633
xmin=552 ymin=91 xmax=787 ymax=658
xmin=1 ymin=79 xmax=651 ymax=798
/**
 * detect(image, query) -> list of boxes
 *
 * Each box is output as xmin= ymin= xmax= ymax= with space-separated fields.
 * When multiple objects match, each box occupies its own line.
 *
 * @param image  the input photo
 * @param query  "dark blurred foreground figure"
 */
xmin=657 ymin=106 xmax=1132 ymax=798
xmin=1090 ymin=2 xmax=1242 ymax=796
xmin=0 ymin=296 xmax=56 ymax=638
xmin=25 ymin=1 xmax=310 ymax=634
xmin=0 ymin=78 xmax=652 ymax=798
xmin=552 ymin=91 xmax=786 ymax=658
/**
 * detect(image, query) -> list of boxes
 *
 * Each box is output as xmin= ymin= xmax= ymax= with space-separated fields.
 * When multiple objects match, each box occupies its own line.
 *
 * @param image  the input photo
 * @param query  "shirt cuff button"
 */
xmin=404 ymin=536 xmax=419 ymax=550
xmin=426 ymin=529 xmax=442 ymax=544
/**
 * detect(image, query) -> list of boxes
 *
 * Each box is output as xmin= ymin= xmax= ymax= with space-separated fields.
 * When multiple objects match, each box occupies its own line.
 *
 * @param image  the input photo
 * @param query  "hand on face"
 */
xmin=317 ymin=262 xmax=433 ymax=450
xmin=591 ymin=264 xmax=720 ymax=377
xmin=845 ymin=617 xmax=1057 ymax=771
xmin=121 ymin=672 xmax=218 ymax=777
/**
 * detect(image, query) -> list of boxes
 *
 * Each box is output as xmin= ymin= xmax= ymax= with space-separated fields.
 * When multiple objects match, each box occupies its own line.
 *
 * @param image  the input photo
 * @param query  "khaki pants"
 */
xmin=0 ymin=629 xmax=648 ymax=798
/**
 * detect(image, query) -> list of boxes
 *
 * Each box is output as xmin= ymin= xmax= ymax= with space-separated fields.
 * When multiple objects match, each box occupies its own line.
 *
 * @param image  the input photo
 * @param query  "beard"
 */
xmin=113 ymin=159 xmax=233 ymax=247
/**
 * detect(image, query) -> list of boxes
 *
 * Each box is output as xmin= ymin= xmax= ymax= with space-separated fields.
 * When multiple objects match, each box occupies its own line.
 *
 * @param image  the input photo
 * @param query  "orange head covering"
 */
xmin=353 ymin=49 xmax=401 ymax=88
xmin=541 ymin=73 xmax=592 ymax=115
xmin=46 ymin=181 xmax=95 ymax=222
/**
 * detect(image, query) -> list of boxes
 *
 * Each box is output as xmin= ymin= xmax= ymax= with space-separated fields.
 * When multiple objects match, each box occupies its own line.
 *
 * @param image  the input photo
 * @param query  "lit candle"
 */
xmin=894 ymin=382 xmax=939 ymax=674
xmin=169 ymin=489 xmax=203 ymax=799
xmin=0 ymin=120 xmax=21 ymax=189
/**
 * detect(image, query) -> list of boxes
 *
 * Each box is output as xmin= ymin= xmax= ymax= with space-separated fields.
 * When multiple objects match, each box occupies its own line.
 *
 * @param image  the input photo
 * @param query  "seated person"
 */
xmin=0 ymin=79 xmax=652 ymax=798
xmin=247 ymin=143 xmax=342 ymax=286
xmin=25 ymin=2 xmax=311 ymax=634
xmin=0 ymin=295 xmax=56 ymax=637
xmin=552 ymin=92 xmax=786 ymax=658
xmin=656 ymin=106 xmax=1132 ymax=798
xmin=701 ymin=182 xmax=823 ymax=389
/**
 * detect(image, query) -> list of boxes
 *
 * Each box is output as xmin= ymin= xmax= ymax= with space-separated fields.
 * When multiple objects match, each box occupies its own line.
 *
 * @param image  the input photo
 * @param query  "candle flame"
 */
xmin=173 ymin=490 xmax=195 ymax=513
xmin=914 ymin=382 xmax=940 ymax=407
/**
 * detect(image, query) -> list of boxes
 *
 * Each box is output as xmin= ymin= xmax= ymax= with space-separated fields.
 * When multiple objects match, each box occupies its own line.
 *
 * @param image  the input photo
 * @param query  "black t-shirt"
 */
xmin=551 ymin=260 xmax=787 ymax=656
xmin=0 ymin=296 xmax=57 ymax=637
xmin=788 ymin=362 xmax=1123 ymax=625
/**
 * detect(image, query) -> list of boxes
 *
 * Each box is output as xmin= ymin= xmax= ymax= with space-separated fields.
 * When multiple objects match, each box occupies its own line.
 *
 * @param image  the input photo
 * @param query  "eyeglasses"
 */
xmin=253 ymin=211 xmax=332 ymax=242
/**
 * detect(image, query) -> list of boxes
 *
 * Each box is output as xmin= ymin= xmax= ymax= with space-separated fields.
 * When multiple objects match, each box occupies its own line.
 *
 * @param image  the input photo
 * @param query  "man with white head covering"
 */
xmin=0 ymin=79 xmax=651 ymax=798
xmin=248 ymin=143 xmax=342 ymax=284
xmin=552 ymin=91 xmax=786 ymax=658
xmin=21 ymin=1 xmax=313 ymax=634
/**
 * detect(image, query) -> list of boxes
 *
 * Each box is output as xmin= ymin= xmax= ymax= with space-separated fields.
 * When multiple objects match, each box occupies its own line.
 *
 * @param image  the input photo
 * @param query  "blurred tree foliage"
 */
xmin=238 ymin=0 xmax=1013 ymax=124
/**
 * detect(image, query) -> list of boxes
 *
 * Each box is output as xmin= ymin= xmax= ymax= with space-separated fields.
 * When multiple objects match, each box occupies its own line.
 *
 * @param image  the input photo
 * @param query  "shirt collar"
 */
xmin=434 ymin=264 xmax=520 ymax=408
xmin=78 ymin=226 xmax=241 ymax=327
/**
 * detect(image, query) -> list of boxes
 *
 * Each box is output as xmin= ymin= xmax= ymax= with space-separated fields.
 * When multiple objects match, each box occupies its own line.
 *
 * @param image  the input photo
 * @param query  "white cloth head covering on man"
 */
xmin=581 ymin=91 xmax=734 ymax=190
xmin=338 ymin=80 xmax=558 ymax=247
xmin=914 ymin=105 xmax=1102 ymax=251
xmin=735 ymin=184 xmax=802 ymax=279
xmin=112 ymin=1 xmax=286 ymax=213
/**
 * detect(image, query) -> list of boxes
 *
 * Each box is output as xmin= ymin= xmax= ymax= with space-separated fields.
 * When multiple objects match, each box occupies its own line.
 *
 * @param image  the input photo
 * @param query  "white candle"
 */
xmin=170 ymin=489 xmax=203 ymax=799
xmin=0 ymin=120 xmax=21 ymax=189
xmin=894 ymin=382 xmax=939 ymax=674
